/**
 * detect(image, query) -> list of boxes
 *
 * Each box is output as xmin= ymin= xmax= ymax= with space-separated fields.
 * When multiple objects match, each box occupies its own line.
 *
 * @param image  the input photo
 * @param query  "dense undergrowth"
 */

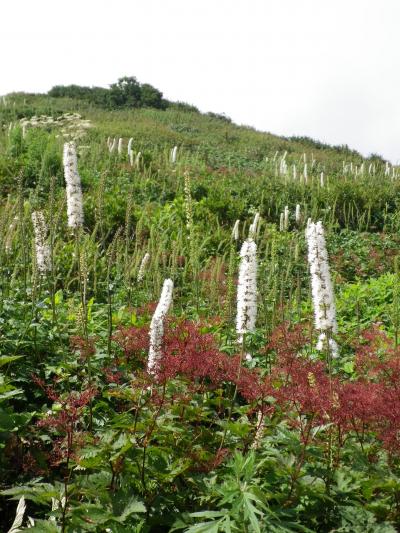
xmin=0 ymin=93 xmax=400 ymax=531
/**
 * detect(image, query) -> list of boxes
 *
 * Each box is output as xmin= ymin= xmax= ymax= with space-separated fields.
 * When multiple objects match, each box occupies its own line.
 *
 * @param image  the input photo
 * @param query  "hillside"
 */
xmin=0 ymin=89 xmax=400 ymax=531
xmin=1 ymin=90 xmax=378 ymax=169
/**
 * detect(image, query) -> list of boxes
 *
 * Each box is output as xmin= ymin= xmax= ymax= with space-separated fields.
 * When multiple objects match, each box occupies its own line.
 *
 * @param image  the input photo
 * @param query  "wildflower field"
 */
xmin=1 ymin=92 xmax=400 ymax=532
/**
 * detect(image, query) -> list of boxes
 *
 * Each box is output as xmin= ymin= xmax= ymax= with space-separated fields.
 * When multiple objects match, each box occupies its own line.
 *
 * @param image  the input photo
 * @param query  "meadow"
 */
xmin=0 ymin=91 xmax=400 ymax=532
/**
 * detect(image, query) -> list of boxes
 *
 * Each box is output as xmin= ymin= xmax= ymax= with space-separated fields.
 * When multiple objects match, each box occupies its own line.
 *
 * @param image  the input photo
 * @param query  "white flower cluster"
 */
xmin=147 ymin=279 xmax=174 ymax=375
xmin=248 ymin=212 xmax=260 ymax=239
xmin=170 ymin=145 xmax=178 ymax=164
xmin=31 ymin=211 xmax=51 ymax=275
xmin=236 ymin=239 xmax=257 ymax=343
xmin=306 ymin=221 xmax=338 ymax=357
xmin=232 ymin=219 xmax=240 ymax=241
xmin=117 ymin=138 xmax=123 ymax=154
xmin=295 ymin=204 xmax=301 ymax=225
xmin=63 ymin=142 xmax=84 ymax=229
xmin=127 ymin=138 xmax=134 ymax=157
xmin=137 ymin=252 xmax=150 ymax=282
xmin=20 ymin=113 xmax=91 ymax=141
xmin=107 ymin=137 xmax=117 ymax=153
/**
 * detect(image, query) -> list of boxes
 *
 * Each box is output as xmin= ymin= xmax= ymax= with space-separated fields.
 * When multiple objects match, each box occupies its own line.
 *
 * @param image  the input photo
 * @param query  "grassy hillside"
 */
xmin=0 ymin=92 xmax=400 ymax=531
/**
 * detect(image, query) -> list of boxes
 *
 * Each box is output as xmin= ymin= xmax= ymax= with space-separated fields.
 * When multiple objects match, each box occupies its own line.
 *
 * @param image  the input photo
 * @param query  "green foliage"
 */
xmin=48 ymin=76 xmax=168 ymax=111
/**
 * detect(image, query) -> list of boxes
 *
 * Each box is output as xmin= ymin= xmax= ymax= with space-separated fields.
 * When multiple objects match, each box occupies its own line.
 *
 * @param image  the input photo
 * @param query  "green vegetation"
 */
xmin=48 ymin=76 xmax=167 ymax=110
xmin=0 ymin=88 xmax=399 ymax=532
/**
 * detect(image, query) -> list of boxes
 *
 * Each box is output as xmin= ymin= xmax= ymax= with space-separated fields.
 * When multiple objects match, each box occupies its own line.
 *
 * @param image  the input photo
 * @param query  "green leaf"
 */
xmin=190 ymin=511 xmax=226 ymax=519
xmin=0 ymin=389 xmax=24 ymax=402
xmin=343 ymin=361 xmax=355 ymax=374
xmin=0 ymin=355 xmax=24 ymax=367
xmin=118 ymin=497 xmax=146 ymax=521
xmin=242 ymin=492 xmax=263 ymax=533
xmin=22 ymin=519 xmax=61 ymax=532
xmin=185 ymin=520 xmax=222 ymax=533
xmin=0 ymin=410 xmax=33 ymax=432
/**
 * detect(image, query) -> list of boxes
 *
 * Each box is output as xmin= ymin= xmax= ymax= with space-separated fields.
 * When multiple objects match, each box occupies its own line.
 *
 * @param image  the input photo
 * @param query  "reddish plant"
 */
xmin=266 ymin=323 xmax=400 ymax=455
xmin=70 ymin=335 xmax=96 ymax=361
xmin=113 ymin=325 xmax=149 ymax=361
xmin=33 ymin=376 xmax=97 ymax=466
xmin=264 ymin=325 xmax=340 ymax=432
xmin=103 ymin=365 xmax=123 ymax=384
xmin=157 ymin=319 xmax=267 ymax=403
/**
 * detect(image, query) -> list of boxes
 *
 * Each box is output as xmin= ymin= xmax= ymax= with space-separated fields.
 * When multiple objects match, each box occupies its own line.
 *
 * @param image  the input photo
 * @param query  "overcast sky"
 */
xmin=2 ymin=0 xmax=399 ymax=162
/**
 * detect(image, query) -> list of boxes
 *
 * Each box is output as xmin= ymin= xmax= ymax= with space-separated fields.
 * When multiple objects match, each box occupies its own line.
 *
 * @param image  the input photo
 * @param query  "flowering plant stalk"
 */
xmin=137 ymin=252 xmax=150 ymax=282
xmin=63 ymin=142 xmax=84 ymax=229
xmin=236 ymin=239 xmax=257 ymax=344
xmin=31 ymin=211 xmax=51 ymax=275
xmin=147 ymin=279 xmax=174 ymax=375
xmin=306 ymin=221 xmax=338 ymax=358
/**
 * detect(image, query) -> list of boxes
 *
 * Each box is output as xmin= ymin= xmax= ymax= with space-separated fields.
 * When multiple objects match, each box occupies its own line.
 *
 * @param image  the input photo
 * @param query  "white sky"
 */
xmin=2 ymin=0 xmax=399 ymax=162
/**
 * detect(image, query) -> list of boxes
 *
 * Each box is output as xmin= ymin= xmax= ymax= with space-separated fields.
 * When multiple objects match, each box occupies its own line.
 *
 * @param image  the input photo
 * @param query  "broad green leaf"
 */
xmin=118 ymin=497 xmax=146 ymax=521
xmin=0 ymin=355 xmax=24 ymax=367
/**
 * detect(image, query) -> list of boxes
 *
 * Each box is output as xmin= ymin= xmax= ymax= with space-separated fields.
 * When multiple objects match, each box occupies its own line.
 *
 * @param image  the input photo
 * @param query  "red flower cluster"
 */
xmin=70 ymin=335 xmax=96 ymax=361
xmin=32 ymin=376 xmax=97 ymax=465
xmin=266 ymin=324 xmax=400 ymax=453
xmin=113 ymin=325 xmax=149 ymax=361
xmin=156 ymin=320 xmax=267 ymax=402
xmin=113 ymin=319 xmax=268 ymax=402
xmin=113 ymin=318 xmax=400 ymax=455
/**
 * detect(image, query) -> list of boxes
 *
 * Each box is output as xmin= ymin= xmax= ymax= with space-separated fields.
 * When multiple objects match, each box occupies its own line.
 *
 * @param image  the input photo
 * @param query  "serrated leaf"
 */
xmin=117 ymin=497 xmax=146 ymax=521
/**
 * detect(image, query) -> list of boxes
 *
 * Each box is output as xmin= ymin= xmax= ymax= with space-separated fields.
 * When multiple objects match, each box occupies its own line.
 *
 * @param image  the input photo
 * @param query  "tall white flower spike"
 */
xmin=63 ymin=142 xmax=84 ymax=229
xmin=147 ymin=279 xmax=174 ymax=375
xmin=236 ymin=239 xmax=257 ymax=344
xmin=306 ymin=221 xmax=338 ymax=358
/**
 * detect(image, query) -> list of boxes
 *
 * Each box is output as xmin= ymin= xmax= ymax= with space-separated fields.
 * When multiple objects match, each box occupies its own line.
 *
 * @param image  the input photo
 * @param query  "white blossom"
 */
xmin=279 ymin=212 xmax=284 ymax=231
xmin=295 ymin=204 xmax=301 ymax=225
xmin=320 ymin=172 xmax=324 ymax=188
xmin=109 ymin=138 xmax=116 ymax=153
xmin=31 ymin=211 xmax=51 ymax=275
xmin=147 ymin=279 xmax=174 ymax=375
xmin=306 ymin=221 xmax=338 ymax=357
xmin=127 ymin=138 xmax=133 ymax=157
xmin=63 ymin=142 xmax=84 ymax=228
xmin=236 ymin=239 xmax=257 ymax=343
xmin=232 ymin=219 xmax=240 ymax=241
xmin=170 ymin=145 xmax=178 ymax=164
xmin=117 ymin=137 xmax=123 ymax=154
xmin=137 ymin=252 xmax=150 ymax=282
xmin=284 ymin=206 xmax=289 ymax=230
xmin=248 ymin=212 xmax=260 ymax=239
